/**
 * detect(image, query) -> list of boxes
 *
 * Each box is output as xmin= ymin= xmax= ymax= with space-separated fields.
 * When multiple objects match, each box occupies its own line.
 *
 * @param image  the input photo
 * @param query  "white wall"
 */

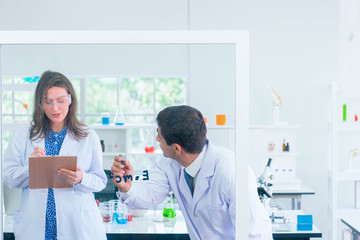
xmin=0 ymin=0 xmax=188 ymax=30
xmin=0 ymin=0 xmax=340 ymax=238
xmin=189 ymin=1 xmax=339 ymax=239
xmin=2 ymin=45 xmax=188 ymax=77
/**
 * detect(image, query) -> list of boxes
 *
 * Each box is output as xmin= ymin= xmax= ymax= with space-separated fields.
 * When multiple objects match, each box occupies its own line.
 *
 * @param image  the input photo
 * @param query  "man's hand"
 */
xmin=111 ymin=155 xmax=133 ymax=192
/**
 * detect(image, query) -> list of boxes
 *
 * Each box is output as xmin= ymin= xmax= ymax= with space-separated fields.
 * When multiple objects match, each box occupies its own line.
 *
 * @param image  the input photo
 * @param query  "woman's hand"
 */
xmin=111 ymin=155 xmax=133 ymax=193
xmin=58 ymin=167 xmax=83 ymax=185
xmin=31 ymin=146 xmax=46 ymax=157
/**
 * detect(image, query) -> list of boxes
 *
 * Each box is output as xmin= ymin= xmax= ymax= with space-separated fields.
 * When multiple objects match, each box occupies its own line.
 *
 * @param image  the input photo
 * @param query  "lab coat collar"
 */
xmin=59 ymin=133 xmax=79 ymax=155
xmin=32 ymin=131 xmax=79 ymax=155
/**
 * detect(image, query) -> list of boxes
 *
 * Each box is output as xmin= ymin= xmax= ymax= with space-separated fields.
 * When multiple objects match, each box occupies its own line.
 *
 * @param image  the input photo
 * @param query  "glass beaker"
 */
xmin=101 ymin=112 xmax=110 ymax=125
xmin=163 ymin=192 xmax=176 ymax=218
xmin=109 ymin=199 xmax=120 ymax=223
xmin=99 ymin=202 xmax=111 ymax=223
xmin=114 ymin=106 xmax=125 ymax=125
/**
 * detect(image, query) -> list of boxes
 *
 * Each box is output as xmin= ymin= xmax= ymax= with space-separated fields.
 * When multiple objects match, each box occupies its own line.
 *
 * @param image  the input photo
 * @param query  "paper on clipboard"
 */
xmin=29 ymin=156 xmax=77 ymax=189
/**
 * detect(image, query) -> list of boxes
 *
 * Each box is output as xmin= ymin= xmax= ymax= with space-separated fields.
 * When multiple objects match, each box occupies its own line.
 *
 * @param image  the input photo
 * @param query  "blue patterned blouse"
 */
xmin=44 ymin=126 xmax=67 ymax=240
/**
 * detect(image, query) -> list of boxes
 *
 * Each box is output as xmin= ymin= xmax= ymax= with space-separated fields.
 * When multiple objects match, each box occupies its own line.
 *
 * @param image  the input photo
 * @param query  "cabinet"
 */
xmin=328 ymin=82 xmax=360 ymax=240
xmin=250 ymin=124 xmax=302 ymax=191
xmin=90 ymin=123 xmax=161 ymax=172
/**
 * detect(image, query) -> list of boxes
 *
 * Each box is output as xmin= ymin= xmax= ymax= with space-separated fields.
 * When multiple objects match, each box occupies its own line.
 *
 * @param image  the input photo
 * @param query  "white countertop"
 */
xmin=272 ymin=210 xmax=322 ymax=235
xmin=3 ymin=210 xmax=188 ymax=234
xmin=272 ymin=184 xmax=315 ymax=195
xmin=341 ymin=214 xmax=360 ymax=234
xmin=3 ymin=209 xmax=322 ymax=237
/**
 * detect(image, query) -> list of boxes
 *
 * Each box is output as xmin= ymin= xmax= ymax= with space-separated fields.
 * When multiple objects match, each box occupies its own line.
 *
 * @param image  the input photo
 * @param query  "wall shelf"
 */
xmin=328 ymin=82 xmax=360 ymax=239
xmin=90 ymin=123 xmax=156 ymax=129
xmin=250 ymin=124 xmax=301 ymax=130
xmin=264 ymin=152 xmax=300 ymax=157
xmin=336 ymin=122 xmax=360 ymax=131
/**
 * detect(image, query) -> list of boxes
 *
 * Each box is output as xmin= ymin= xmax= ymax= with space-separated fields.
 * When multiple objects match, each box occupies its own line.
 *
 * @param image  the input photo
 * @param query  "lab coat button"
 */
xmin=194 ymin=213 xmax=198 ymax=218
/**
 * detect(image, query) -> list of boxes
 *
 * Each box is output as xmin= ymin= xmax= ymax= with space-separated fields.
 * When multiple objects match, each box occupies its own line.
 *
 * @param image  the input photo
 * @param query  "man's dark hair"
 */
xmin=156 ymin=105 xmax=207 ymax=154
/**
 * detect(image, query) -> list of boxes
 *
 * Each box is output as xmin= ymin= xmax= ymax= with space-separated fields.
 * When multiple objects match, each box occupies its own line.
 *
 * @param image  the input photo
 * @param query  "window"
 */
xmin=2 ymin=76 xmax=187 ymax=155
xmin=84 ymin=77 xmax=187 ymax=125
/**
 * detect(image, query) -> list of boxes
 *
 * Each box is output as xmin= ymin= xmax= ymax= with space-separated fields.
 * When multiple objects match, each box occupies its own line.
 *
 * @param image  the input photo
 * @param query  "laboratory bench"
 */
xmin=3 ymin=210 xmax=190 ymax=240
xmin=272 ymin=184 xmax=315 ymax=210
xmin=341 ymin=214 xmax=360 ymax=239
xmin=3 ymin=209 xmax=321 ymax=240
xmin=272 ymin=210 xmax=322 ymax=240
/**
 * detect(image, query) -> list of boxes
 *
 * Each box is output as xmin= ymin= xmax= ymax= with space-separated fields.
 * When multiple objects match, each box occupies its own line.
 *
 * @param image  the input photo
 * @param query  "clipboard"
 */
xmin=29 ymin=156 xmax=77 ymax=189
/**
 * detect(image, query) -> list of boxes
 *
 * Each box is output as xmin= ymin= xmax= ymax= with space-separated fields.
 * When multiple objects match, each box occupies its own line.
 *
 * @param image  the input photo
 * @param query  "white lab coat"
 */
xmin=3 ymin=124 xmax=107 ymax=240
xmin=119 ymin=141 xmax=273 ymax=240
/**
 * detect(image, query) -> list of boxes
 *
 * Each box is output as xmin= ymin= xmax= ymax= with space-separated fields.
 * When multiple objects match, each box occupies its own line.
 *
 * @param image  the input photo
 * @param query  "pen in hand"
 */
xmin=119 ymin=154 xmax=125 ymax=165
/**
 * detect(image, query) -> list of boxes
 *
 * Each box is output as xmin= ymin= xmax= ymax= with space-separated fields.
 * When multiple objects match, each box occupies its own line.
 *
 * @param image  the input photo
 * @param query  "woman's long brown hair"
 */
xmin=30 ymin=70 xmax=88 ymax=141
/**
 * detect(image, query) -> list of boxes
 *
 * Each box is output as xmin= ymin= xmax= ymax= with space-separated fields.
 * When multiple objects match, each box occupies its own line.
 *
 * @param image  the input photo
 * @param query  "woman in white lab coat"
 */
xmin=3 ymin=71 xmax=107 ymax=240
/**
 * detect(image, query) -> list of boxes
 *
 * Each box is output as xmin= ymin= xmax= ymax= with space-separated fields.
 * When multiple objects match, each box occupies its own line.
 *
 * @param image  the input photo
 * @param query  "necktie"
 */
xmin=184 ymin=169 xmax=195 ymax=196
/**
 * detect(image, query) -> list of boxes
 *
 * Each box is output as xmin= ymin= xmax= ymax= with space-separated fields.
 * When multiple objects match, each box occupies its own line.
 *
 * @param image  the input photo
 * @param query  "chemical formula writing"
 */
xmin=109 ymin=170 xmax=149 ymax=183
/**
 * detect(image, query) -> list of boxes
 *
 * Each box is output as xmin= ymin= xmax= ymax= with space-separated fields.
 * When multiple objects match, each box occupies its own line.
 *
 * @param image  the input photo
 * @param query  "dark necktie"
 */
xmin=184 ymin=169 xmax=195 ymax=196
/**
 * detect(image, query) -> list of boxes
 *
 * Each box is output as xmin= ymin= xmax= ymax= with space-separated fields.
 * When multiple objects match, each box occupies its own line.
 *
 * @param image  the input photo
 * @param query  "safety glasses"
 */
xmin=41 ymin=94 xmax=72 ymax=109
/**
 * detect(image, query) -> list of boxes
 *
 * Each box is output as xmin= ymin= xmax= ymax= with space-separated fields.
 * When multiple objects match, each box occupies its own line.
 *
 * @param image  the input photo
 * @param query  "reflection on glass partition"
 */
xmin=1 ymin=43 xmax=243 ymax=239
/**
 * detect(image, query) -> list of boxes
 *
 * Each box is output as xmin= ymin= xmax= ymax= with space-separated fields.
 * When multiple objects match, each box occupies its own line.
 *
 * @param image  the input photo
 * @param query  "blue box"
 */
xmin=297 ymin=215 xmax=313 ymax=231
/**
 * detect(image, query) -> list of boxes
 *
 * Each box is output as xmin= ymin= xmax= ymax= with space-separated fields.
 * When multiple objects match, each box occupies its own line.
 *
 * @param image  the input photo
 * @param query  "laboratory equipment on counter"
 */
xmin=110 ymin=200 xmax=129 ymax=224
xmin=101 ymin=112 xmax=110 ymax=125
xmin=114 ymin=105 xmax=125 ymax=125
xmin=267 ymin=84 xmax=285 ymax=125
xmin=163 ymin=192 xmax=176 ymax=218
xmin=145 ymin=146 xmax=155 ymax=153
xmin=257 ymin=158 xmax=273 ymax=213
xmin=348 ymin=148 xmax=360 ymax=169
xmin=99 ymin=202 xmax=111 ymax=223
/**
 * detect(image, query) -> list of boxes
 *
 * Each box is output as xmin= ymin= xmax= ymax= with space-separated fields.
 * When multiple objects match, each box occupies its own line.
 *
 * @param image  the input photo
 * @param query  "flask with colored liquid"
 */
xmin=114 ymin=105 xmax=125 ymax=125
xmin=163 ymin=193 xmax=176 ymax=218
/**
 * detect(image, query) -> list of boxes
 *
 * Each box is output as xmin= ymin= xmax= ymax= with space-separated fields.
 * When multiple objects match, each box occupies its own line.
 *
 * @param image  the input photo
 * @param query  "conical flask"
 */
xmin=114 ymin=105 xmax=125 ymax=125
xmin=163 ymin=192 xmax=176 ymax=218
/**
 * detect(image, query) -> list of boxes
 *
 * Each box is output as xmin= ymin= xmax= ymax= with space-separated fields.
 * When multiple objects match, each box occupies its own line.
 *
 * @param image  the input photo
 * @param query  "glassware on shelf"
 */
xmin=163 ymin=192 xmax=176 ymax=218
xmin=101 ymin=112 xmax=110 ymax=125
xmin=114 ymin=105 xmax=125 ymax=125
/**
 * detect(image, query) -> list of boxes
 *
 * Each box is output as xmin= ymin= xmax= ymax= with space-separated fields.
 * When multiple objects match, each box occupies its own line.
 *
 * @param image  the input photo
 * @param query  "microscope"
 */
xmin=257 ymin=158 xmax=273 ymax=214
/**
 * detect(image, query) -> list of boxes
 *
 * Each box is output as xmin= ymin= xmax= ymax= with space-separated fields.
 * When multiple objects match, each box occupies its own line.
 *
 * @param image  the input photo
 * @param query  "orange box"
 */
xmin=216 ymin=114 xmax=226 ymax=125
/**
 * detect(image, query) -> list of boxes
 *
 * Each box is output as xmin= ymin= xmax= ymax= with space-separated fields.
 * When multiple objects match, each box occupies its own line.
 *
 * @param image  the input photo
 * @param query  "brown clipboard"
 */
xmin=29 ymin=156 xmax=77 ymax=189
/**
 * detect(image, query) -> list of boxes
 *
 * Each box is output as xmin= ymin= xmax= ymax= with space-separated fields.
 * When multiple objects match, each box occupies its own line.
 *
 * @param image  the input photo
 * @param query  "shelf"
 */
xmin=128 ymin=150 xmax=163 ymax=156
xmin=250 ymin=124 xmax=301 ymax=130
xmin=102 ymin=152 xmax=126 ymax=157
xmin=338 ymin=170 xmax=360 ymax=181
xmin=336 ymin=122 xmax=360 ymax=131
xmin=264 ymin=152 xmax=299 ymax=157
xmin=90 ymin=123 xmax=156 ymax=129
xmin=102 ymin=151 xmax=162 ymax=156
xmin=207 ymin=125 xmax=235 ymax=129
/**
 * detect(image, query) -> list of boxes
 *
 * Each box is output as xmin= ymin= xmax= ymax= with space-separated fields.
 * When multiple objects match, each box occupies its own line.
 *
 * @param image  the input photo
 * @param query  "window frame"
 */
xmin=0 ymin=30 xmax=250 ymax=239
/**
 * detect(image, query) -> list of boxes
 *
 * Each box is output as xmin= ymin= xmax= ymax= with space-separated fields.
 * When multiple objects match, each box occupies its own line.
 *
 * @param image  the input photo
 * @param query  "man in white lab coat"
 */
xmin=111 ymin=105 xmax=272 ymax=240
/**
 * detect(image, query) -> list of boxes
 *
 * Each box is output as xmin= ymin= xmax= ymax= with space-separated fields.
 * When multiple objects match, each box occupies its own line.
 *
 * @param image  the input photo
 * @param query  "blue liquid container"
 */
xmin=102 ymin=117 xmax=110 ymax=125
